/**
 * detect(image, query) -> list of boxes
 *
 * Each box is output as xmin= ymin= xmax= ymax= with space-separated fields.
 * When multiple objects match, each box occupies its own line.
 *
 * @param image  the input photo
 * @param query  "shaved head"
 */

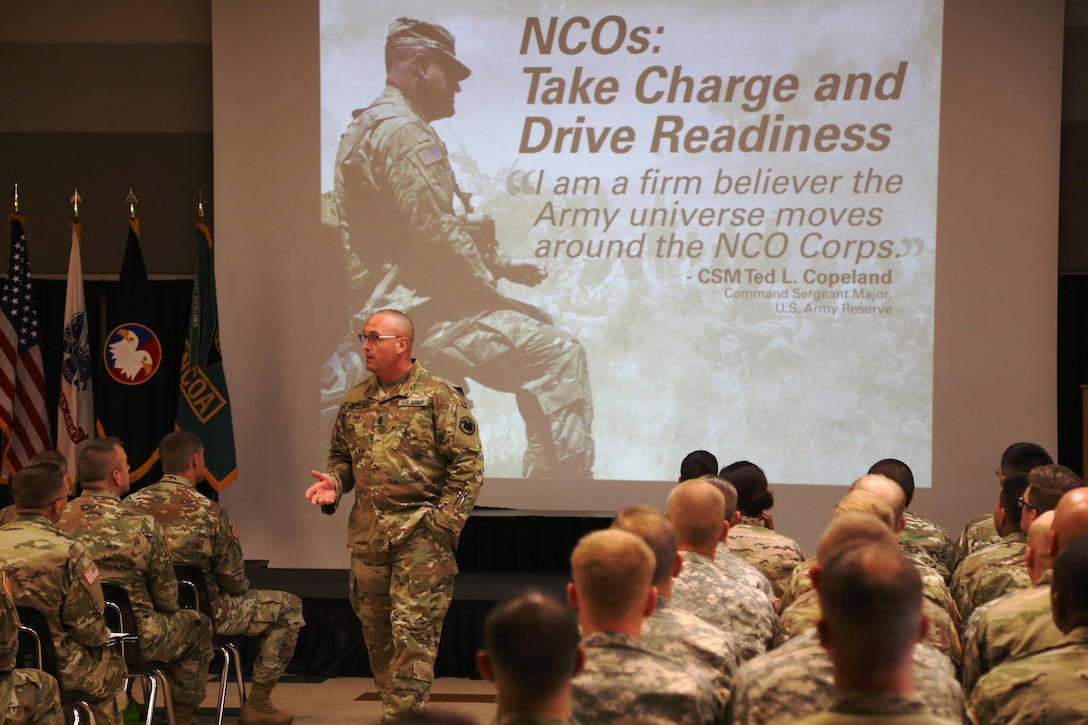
xmin=849 ymin=474 xmax=907 ymax=523
xmin=817 ymin=512 xmax=899 ymax=567
xmin=667 ymin=479 xmax=726 ymax=549
xmin=570 ymin=529 xmax=655 ymax=625
xmin=612 ymin=505 xmax=677 ymax=587
xmin=831 ymin=490 xmax=896 ymax=530
xmin=1052 ymin=488 xmax=1088 ymax=556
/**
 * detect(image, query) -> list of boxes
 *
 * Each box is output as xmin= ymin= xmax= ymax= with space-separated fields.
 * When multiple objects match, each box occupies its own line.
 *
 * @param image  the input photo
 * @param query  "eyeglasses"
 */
xmin=357 ymin=333 xmax=402 ymax=345
xmin=1017 ymin=496 xmax=1040 ymax=515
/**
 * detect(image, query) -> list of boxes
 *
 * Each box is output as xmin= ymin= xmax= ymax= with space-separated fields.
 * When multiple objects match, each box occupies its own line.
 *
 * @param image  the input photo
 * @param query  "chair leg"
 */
xmin=224 ymin=643 xmax=246 ymax=708
xmin=215 ymin=646 xmax=230 ymax=725
xmin=154 ymin=672 xmax=175 ymax=725
xmin=140 ymin=677 xmax=158 ymax=725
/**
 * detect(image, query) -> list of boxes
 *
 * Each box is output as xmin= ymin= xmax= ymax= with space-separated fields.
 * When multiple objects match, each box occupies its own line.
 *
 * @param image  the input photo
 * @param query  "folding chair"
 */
xmin=100 ymin=583 xmax=176 ymax=725
xmin=15 ymin=604 xmax=96 ymax=725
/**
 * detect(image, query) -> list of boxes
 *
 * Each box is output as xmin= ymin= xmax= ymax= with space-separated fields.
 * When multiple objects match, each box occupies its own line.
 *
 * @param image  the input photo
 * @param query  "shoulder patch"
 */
xmin=416 ymin=144 xmax=445 ymax=166
xmin=84 ymin=563 xmax=99 ymax=586
xmin=459 ymin=416 xmax=477 ymax=436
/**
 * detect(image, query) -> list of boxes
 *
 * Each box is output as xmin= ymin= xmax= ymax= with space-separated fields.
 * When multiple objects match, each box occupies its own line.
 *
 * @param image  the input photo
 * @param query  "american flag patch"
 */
xmin=84 ymin=563 xmax=99 ymax=585
xmin=417 ymin=145 xmax=444 ymax=166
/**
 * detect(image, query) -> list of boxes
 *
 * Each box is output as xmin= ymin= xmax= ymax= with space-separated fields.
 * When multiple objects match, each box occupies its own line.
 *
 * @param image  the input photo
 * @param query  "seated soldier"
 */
xmin=1 ymin=569 xmax=63 ymax=725
xmin=0 ymin=464 xmax=126 ymax=725
xmin=568 ymin=529 xmax=723 ymax=724
xmin=868 ymin=458 xmax=955 ymax=582
xmin=0 ymin=451 xmax=70 ymax=526
xmin=58 ymin=438 xmax=214 ymax=724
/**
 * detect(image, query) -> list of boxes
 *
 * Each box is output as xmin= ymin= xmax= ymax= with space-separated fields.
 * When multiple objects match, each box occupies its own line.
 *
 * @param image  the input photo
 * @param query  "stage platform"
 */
xmin=243 ymin=511 xmax=611 ymax=678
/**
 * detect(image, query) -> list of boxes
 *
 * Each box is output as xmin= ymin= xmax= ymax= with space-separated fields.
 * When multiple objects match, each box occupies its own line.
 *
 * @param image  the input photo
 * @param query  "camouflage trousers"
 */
xmin=350 ymin=525 xmax=456 ymax=720
xmin=138 ymin=608 xmax=214 ymax=706
xmin=421 ymin=309 xmax=595 ymax=478
xmin=58 ymin=641 xmax=127 ymax=725
xmin=2 ymin=668 xmax=63 ymax=725
xmin=213 ymin=589 xmax=304 ymax=685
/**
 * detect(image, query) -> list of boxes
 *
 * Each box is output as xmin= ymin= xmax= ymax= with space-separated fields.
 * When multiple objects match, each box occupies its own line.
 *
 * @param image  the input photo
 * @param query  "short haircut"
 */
xmin=1000 ymin=473 xmax=1031 ymax=529
xmin=29 ymin=450 xmax=68 ymax=477
xmin=76 ymin=437 xmax=124 ymax=485
xmin=680 ymin=450 xmax=718 ymax=481
xmin=483 ymin=589 xmax=580 ymax=703
xmin=1001 ymin=442 xmax=1053 ymax=476
xmin=816 ymin=512 xmax=899 ymax=567
xmin=1053 ymin=535 xmax=1088 ymax=616
xmin=1027 ymin=464 xmax=1085 ymax=513
xmin=701 ymin=475 xmax=738 ymax=521
xmin=849 ymin=474 xmax=906 ymax=522
xmin=819 ymin=543 xmax=923 ymax=667
xmin=570 ymin=529 xmax=654 ymax=624
xmin=867 ymin=458 xmax=915 ymax=507
xmin=1027 ymin=511 xmax=1056 ymax=573
xmin=159 ymin=430 xmax=203 ymax=474
xmin=370 ymin=308 xmax=415 ymax=343
xmin=12 ymin=463 xmax=67 ymax=509
xmin=612 ymin=505 xmax=678 ymax=586
xmin=667 ymin=480 xmax=726 ymax=549
xmin=720 ymin=460 xmax=774 ymax=515
xmin=1053 ymin=489 xmax=1088 ymax=553
xmin=831 ymin=490 xmax=896 ymax=530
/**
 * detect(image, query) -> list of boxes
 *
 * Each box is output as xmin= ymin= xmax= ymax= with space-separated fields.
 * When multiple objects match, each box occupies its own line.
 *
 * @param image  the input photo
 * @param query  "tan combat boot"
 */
xmin=239 ymin=682 xmax=293 ymax=725
xmin=171 ymin=702 xmax=198 ymax=725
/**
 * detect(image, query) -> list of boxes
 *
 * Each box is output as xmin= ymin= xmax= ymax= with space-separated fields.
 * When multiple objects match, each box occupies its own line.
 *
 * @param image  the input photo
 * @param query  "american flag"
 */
xmin=0 ymin=215 xmax=50 ymax=480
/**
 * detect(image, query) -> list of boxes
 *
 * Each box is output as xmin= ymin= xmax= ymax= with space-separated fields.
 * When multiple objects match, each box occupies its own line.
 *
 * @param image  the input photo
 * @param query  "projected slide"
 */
xmin=318 ymin=0 xmax=942 ymax=488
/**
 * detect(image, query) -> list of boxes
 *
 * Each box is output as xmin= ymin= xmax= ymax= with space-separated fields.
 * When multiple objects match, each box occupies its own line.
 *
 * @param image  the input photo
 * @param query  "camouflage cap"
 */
xmin=386 ymin=17 xmax=471 ymax=81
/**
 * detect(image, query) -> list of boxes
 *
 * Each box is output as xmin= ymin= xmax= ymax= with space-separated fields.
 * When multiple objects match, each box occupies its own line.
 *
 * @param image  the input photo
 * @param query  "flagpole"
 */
xmin=71 ymin=189 xmax=82 ymax=222
xmin=197 ymin=188 xmax=207 ymax=220
xmin=11 ymin=183 xmax=17 ymax=213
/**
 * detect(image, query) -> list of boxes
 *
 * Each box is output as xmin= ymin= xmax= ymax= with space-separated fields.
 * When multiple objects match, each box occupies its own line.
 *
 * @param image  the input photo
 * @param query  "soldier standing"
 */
xmin=332 ymin=16 xmax=593 ymax=479
xmin=306 ymin=309 xmax=484 ymax=721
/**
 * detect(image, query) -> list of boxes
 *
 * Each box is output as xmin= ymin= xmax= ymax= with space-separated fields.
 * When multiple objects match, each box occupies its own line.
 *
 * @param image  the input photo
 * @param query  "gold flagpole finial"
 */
xmin=12 ymin=183 xmax=19 ymax=214
xmin=196 ymin=188 xmax=207 ymax=220
xmin=126 ymin=188 xmax=138 ymax=219
xmin=71 ymin=189 xmax=82 ymax=221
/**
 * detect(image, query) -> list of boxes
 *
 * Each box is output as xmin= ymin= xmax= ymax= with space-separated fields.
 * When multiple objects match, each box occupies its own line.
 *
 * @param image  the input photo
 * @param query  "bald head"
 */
xmin=612 ymin=505 xmax=677 ymax=587
xmin=570 ymin=529 xmax=655 ymax=626
xmin=667 ymin=479 xmax=726 ymax=550
xmin=849 ymin=474 xmax=906 ymax=524
xmin=817 ymin=512 xmax=899 ymax=567
xmin=369 ymin=309 xmax=415 ymax=344
xmin=831 ymin=490 xmax=897 ymax=531
xmin=1051 ymin=488 xmax=1088 ymax=557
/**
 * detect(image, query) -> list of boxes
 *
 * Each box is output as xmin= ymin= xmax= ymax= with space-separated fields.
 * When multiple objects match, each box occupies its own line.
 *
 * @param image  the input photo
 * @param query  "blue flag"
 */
xmin=97 ymin=219 xmax=174 ymax=483
xmin=177 ymin=222 xmax=237 ymax=489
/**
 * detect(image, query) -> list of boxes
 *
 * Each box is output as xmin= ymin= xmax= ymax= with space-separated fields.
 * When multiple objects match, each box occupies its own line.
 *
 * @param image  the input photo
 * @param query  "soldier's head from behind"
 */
xmin=1022 ymin=464 xmax=1085 ymax=532
xmin=1049 ymin=487 xmax=1088 ymax=559
xmin=613 ymin=505 xmax=679 ymax=588
xmin=867 ymin=458 xmax=915 ymax=507
xmin=719 ymin=460 xmax=774 ymax=517
xmin=159 ymin=430 xmax=206 ymax=484
xmin=995 ymin=472 xmax=1030 ymax=536
xmin=385 ymin=17 xmax=470 ymax=122
xmin=679 ymin=449 xmax=717 ymax=482
xmin=816 ymin=543 xmax=925 ymax=687
xmin=702 ymin=474 xmax=740 ymax=525
xmin=29 ymin=450 xmax=68 ymax=478
xmin=998 ymin=442 xmax=1053 ymax=480
xmin=810 ymin=512 xmax=899 ymax=592
xmin=667 ymin=479 xmax=727 ymax=554
xmin=360 ymin=309 xmax=415 ymax=383
xmin=478 ymin=589 xmax=583 ymax=716
xmin=1050 ymin=535 xmax=1088 ymax=634
xmin=12 ymin=462 xmax=69 ymax=521
xmin=76 ymin=437 xmax=130 ymax=495
xmin=569 ymin=529 xmax=656 ymax=635
xmin=831 ymin=489 xmax=897 ymax=531
xmin=849 ymin=474 xmax=906 ymax=532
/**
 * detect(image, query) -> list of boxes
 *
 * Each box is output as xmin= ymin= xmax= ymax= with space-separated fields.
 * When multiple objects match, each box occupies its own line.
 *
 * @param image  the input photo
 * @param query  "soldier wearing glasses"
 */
xmin=307 ymin=309 xmax=483 ymax=721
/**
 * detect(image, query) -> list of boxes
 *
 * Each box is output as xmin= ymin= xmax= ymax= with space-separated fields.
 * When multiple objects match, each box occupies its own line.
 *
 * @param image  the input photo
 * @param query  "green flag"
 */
xmin=177 ymin=222 xmax=237 ymax=489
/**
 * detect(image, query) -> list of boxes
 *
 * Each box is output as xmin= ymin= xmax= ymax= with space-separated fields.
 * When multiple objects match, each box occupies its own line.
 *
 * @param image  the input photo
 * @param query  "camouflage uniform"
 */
xmin=960 ymin=573 xmax=1064 ymax=694
xmin=713 ymin=543 xmax=776 ymax=603
xmin=58 ymin=488 xmax=214 ymax=707
xmin=0 ymin=514 xmax=127 ymax=725
xmin=950 ymin=532 xmax=1029 ymax=622
xmin=334 ymin=84 xmax=593 ymax=478
xmin=670 ymin=551 xmax=777 ymax=662
xmin=725 ymin=523 xmax=805 ymax=599
xmin=570 ymin=631 xmax=724 ymax=725
xmin=640 ymin=595 xmax=738 ymax=701
xmin=728 ymin=629 xmax=970 ymax=725
xmin=969 ymin=625 xmax=1088 ymax=723
xmin=792 ymin=692 xmax=961 ymax=724
xmin=1 ymin=570 xmax=63 ymax=725
xmin=125 ymin=475 xmax=304 ymax=688
xmin=954 ymin=514 xmax=999 ymax=570
xmin=773 ymin=588 xmax=962 ymax=664
xmin=900 ymin=510 xmax=955 ymax=584
xmin=325 ymin=361 xmax=483 ymax=719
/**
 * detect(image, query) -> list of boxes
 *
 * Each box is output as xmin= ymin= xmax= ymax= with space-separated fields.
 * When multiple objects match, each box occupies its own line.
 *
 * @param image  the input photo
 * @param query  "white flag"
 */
xmin=57 ymin=222 xmax=94 ymax=472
